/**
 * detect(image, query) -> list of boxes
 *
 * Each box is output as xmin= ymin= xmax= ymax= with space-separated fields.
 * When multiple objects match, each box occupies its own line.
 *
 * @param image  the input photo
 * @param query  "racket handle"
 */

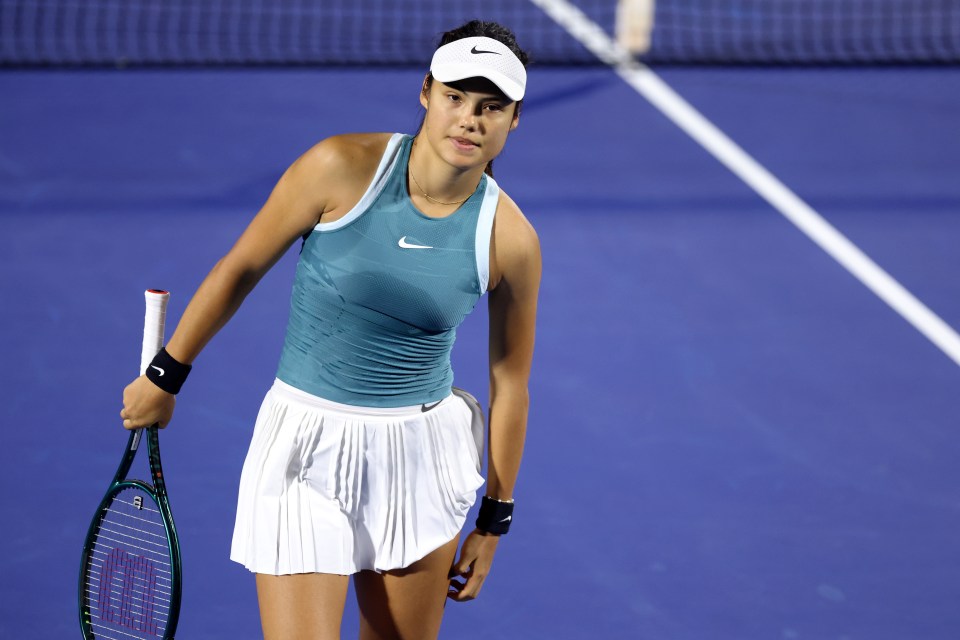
xmin=140 ymin=289 xmax=170 ymax=376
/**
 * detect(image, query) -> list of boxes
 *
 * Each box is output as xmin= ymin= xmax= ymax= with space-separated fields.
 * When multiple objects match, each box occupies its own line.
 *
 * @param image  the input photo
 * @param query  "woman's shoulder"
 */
xmin=489 ymin=187 xmax=540 ymax=290
xmin=494 ymin=188 xmax=538 ymax=247
xmin=298 ymin=132 xmax=397 ymax=177
xmin=294 ymin=133 xmax=399 ymax=222
xmin=290 ymin=134 xmax=398 ymax=215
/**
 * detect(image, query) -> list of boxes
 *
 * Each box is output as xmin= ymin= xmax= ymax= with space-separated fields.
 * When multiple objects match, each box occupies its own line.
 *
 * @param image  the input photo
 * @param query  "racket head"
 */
xmin=79 ymin=429 xmax=182 ymax=639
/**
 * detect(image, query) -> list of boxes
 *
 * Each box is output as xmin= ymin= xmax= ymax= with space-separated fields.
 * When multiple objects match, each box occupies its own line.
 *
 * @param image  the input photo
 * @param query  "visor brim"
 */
xmin=431 ymin=64 xmax=525 ymax=102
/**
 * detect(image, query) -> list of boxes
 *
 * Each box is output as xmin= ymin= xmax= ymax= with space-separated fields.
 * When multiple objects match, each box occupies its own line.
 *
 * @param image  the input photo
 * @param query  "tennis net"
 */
xmin=1 ymin=0 xmax=957 ymax=66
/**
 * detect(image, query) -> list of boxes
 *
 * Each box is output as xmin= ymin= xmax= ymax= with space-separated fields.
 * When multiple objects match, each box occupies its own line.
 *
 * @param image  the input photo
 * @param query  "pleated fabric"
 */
xmin=230 ymin=379 xmax=485 ymax=576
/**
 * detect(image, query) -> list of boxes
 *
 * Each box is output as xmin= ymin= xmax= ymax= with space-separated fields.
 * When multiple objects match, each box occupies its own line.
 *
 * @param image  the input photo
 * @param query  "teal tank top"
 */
xmin=276 ymin=134 xmax=500 ymax=407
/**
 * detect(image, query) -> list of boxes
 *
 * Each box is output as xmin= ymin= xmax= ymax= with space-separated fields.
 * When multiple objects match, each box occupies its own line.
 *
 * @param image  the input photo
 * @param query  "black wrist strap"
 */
xmin=145 ymin=347 xmax=192 ymax=395
xmin=476 ymin=496 xmax=514 ymax=535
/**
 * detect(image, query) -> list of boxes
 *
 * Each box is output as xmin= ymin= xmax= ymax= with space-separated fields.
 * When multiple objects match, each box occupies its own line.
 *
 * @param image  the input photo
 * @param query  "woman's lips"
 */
xmin=450 ymin=137 xmax=479 ymax=151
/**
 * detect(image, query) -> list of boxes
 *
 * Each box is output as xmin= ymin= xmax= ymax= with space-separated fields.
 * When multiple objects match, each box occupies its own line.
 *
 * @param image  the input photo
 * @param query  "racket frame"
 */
xmin=78 ymin=427 xmax=182 ymax=639
xmin=78 ymin=289 xmax=182 ymax=639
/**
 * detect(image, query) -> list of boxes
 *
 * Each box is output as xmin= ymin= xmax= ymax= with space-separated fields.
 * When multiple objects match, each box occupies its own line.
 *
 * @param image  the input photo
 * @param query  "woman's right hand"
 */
xmin=121 ymin=375 xmax=176 ymax=430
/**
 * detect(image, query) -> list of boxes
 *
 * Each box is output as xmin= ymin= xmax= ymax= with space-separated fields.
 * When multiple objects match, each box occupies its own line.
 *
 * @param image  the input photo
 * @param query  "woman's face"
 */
xmin=419 ymin=76 xmax=520 ymax=172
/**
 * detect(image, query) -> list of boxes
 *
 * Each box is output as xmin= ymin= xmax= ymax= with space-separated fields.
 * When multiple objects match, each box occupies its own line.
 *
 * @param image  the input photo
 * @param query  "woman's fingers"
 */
xmin=447 ymin=561 xmax=490 ymax=602
xmin=121 ymin=376 xmax=175 ymax=430
xmin=447 ymin=569 xmax=487 ymax=602
xmin=447 ymin=529 xmax=500 ymax=602
xmin=447 ymin=548 xmax=477 ymax=601
xmin=448 ymin=557 xmax=473 ymax=578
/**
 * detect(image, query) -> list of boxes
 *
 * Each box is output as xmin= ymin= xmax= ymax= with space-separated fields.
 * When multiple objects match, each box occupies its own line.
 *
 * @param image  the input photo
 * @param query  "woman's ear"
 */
xmin=420 ymin=74 xmax=432 ymax=109
xmin=510 ymin=107 xmax=521 ymax=131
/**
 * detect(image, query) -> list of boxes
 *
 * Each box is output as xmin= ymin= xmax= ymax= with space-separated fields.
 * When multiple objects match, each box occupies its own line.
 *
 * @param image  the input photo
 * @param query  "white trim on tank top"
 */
xmin=312 ymin=132 xmax=498 ymax=295
xmin=475 ymin=177 xmax=499 ymax=294
xmin=313 ymin=133 xmax=406 ymax=232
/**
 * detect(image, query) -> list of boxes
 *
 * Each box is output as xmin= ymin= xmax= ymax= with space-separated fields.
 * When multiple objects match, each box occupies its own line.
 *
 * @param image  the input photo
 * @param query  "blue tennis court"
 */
xmin=2 ymin=3 xmax=959 ymax=638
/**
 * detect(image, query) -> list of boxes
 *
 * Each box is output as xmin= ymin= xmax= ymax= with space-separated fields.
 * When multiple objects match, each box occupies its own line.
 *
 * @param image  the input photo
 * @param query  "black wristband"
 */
xmin=475 ymin=496 xmax=514 ymax=535
xmin=145 ymin=347 xmax=192 ymax=395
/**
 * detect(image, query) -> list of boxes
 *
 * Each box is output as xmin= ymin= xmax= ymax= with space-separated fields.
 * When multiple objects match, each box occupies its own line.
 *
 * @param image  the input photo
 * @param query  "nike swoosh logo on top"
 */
xmin=421 ymin=401 xmax=442 ymax=412
xmin=150 ymin=365 xmax=165 ymax=377
xmin=399 ymin=236 xmax=433 ymax=249
xmin=470 ymin=45 xmax=501 ymax=55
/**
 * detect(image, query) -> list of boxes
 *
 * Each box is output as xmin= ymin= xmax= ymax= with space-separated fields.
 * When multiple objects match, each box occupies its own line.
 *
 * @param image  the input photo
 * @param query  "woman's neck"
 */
xmin=408 ymin=135 xmax=485 ymax=208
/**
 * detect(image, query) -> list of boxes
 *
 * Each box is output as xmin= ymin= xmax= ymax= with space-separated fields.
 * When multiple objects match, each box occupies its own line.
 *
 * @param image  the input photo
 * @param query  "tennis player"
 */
xmin=121 ymin=20 xmax=538 ymax=639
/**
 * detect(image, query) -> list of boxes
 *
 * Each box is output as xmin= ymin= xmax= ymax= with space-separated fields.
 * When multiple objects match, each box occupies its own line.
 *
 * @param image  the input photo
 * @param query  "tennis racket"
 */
xmin=79 ymin=289 xmax=182 ymax=639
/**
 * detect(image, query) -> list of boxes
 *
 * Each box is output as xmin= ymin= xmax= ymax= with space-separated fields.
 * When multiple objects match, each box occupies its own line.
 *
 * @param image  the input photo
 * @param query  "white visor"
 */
xmin=430 ymin=36 xmax=526 ymax=102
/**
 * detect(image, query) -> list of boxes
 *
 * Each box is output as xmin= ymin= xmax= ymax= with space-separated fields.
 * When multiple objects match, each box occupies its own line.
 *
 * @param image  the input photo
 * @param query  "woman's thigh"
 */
xmin=354 ymin=535 xmax=461 ymax=640
xmin=256 ymin=572 xmax=350 ymax=640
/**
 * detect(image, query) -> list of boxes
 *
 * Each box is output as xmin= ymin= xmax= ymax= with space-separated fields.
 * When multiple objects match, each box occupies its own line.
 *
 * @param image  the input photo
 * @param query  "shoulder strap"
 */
xmin=314 ymin=133 xmax=407 ymax=232
xmin=475 ymin=175 xmax=500 ymax=294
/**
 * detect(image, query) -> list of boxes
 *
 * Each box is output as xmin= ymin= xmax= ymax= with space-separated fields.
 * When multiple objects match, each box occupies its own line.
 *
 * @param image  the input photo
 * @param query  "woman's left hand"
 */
xmin=447 ymin=529 xmax=500 ymax=602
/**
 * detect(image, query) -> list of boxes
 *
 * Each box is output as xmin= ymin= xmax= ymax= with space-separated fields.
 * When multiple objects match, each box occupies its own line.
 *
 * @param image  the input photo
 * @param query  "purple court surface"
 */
xmin=2 ymin=65 xmax=959 ymax=638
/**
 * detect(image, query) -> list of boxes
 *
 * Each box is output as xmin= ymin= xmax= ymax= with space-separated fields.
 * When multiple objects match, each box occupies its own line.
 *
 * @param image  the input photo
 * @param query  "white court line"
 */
xmin=528 ymin=0 xmax=960 ymax=368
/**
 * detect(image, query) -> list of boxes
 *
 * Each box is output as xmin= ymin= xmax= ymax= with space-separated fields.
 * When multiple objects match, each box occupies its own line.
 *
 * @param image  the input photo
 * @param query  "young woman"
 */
xmin=120 ymin=20 xmax=540 ymax=639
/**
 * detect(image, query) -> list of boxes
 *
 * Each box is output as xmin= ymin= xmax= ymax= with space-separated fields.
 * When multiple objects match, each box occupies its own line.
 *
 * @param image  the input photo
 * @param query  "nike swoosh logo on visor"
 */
xmin=470 ymin=46 xmax=501 ymax=55
xmin=399 ymin=236 xmax=433 ymax=249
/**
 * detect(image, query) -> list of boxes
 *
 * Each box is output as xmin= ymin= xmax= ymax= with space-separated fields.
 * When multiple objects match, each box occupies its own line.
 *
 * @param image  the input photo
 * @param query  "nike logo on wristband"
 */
xmin=150 ymin=365 xmax=165 ymax=377
xmin=500 ymin=515 xmax=512 ymax=523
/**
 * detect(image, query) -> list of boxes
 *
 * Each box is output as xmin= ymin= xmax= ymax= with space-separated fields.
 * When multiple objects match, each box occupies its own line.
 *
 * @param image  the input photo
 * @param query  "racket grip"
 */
xmin=140 ymin=289 xmax=170 ymax=376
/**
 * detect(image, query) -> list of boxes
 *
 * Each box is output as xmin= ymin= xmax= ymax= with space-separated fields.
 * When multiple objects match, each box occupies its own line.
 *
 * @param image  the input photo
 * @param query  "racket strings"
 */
xmin=82 ymin=486 xmax=174 ymax=639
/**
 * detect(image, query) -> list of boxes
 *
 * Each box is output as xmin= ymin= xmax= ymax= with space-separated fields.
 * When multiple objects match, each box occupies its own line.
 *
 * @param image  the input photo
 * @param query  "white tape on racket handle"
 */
xmin=141 ymin=289 xmax=170 ymax=376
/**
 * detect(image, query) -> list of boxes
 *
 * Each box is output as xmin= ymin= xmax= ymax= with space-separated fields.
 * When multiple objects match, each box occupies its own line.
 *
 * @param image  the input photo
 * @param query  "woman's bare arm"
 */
xmin=448 ymin=195 xmax=541 ymax=602
xmin=484 ymin=199 xmax=541 ymax=501
xmin=120 ymin=136 xmax=372 ymax=429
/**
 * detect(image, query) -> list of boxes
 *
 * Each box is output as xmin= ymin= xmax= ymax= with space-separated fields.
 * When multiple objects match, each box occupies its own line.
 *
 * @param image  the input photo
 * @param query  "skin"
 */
xmin=120 ymin=74 xmax=541 ymax=638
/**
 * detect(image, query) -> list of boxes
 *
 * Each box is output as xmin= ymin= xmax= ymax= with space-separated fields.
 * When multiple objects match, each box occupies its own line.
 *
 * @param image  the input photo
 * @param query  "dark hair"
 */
xmin=419 ymin=20 xmax=530 ymax=177
xmin=436 ymin=20 xmax=530 ymax=66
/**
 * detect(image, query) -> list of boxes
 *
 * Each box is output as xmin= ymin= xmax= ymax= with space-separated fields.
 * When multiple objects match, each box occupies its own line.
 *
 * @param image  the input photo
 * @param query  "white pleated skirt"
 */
xmin=230 ymin=379 xmax=485 ymax=576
